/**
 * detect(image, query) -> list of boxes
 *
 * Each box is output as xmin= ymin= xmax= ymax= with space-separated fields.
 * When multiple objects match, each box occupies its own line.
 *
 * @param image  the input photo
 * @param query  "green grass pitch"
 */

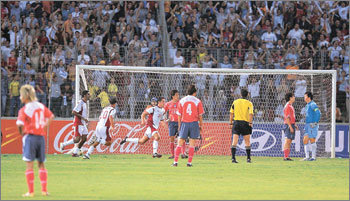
xmin=1 ymin=154 xmax=349 ymax=200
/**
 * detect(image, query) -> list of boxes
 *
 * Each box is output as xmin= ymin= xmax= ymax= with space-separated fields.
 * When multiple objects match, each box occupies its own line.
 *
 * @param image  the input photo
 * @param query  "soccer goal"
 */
xmin=76 ymin=65 xmax=337 ymax=158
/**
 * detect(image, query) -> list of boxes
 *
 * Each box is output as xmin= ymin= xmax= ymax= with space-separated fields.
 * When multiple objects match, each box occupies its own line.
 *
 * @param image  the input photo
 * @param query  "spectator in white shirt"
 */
xmin=328 ymin=41 xmax=343 ymax=61
xmin=287 ymin=24 xmax=305 ymax=45
xmin=261 ymin=26 xmax=277 ymax=49
xmin=77 ymin=48 xmax=90 ymax=65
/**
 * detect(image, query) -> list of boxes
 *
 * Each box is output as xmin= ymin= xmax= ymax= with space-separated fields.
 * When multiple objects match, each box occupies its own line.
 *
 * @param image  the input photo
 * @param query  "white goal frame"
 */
xmin=76 ymin=65 xmax=337 ymax=158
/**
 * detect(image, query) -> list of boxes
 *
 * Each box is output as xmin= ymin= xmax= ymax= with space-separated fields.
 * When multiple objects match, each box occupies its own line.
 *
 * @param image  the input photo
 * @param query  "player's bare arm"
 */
xmin=178 ymin=115 xmax=182 ymax=131
xmin=248 ymin=114 xmax=253 ymax=126
xmin=17 ymin=125 xmax=24 ymax=136
xmin=229 ymin=111 xmax=234 ymax=129
xmin=72 ymin=110 xmax=88 ymax=123
xmin=285 ymin=116 xmax=294 ymax=133
xmin=199 ymin=115 xmax=203 ymax=132
xmin=141 ymin=111 xmax=149 ymax=126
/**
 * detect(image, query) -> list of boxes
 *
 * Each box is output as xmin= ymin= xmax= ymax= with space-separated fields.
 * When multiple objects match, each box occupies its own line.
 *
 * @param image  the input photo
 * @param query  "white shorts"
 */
xmin=144 ymin=126 xmax=159 ymax=138
xmin=95 ymin=126 xmax=111 ymax=141
xmin=74 ymin=125 xmax=89 ymax=137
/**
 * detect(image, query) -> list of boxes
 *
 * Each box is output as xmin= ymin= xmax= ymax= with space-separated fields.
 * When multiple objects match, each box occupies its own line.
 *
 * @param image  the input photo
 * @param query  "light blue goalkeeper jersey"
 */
xmin=305 ymin=100 xmax=321 ymax=123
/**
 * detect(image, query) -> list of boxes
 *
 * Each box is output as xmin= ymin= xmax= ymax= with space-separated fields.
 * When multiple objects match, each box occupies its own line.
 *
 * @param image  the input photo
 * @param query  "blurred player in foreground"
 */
xmin=16 ymin=85 xmax=54 ymax=197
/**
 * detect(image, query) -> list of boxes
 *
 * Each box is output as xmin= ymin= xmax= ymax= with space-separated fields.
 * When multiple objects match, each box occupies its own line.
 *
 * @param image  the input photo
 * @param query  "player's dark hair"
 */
xmin=109 ymin=96 xmax=117 ymax=105
xmin=285 ymin=92 xmax=294 ymax=102
xmin=305 ymin=91 xmax=313 ymax=100
xmin=187 ymin=84 xmax=197 ymax=95
xmin=82 ymin=90 xmax=89 ymax=97
xmin=171 ymin=89 xmax=178 ymax=98
xmin=158 ymin=97 xmax=165 ymax=103
xmin=241 ymin=89 xmax=248 ymax=99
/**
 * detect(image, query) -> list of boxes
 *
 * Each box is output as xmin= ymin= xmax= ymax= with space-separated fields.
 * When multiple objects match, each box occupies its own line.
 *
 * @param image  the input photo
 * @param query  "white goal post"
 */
xmin=76 ymin=65 xmax=337 ymax=158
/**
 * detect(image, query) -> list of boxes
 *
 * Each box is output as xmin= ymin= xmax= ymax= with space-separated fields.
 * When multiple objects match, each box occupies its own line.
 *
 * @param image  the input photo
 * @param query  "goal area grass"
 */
xmin=1 ymin=154 xmax=348 ymax=200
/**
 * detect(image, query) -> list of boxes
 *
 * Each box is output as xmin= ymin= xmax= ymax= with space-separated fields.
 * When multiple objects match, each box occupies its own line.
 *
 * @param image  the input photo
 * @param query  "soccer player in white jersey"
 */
xmin=83 ymin=97 xmax=118 ymax=159
xmin=120 ymin=97 xmax=166 ymax=158
xmin=60 ymin=90 xmax=90 ymax=157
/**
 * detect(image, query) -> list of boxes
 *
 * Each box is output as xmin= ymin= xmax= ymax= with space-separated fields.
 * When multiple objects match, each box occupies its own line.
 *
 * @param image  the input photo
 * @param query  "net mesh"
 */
xmin=77 ymin=66 xmax=334 ymax=158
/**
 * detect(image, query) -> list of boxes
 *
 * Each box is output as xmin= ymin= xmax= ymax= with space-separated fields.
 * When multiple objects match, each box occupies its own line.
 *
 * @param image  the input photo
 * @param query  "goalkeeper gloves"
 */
xmin=310 ymin=122 xmax=318 ymax=128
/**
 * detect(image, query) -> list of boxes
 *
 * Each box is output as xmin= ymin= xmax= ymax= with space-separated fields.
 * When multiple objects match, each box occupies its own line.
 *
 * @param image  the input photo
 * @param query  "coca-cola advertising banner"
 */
xmin=1 ymin=119 xmax=349 ymax=158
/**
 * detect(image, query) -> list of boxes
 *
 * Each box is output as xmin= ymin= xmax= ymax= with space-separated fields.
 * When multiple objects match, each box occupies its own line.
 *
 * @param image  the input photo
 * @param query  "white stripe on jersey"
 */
xmin=73 ymin=100 xmax=88 ymax=124
xmin=179 ymin=95 xmax=201 ymax=107
xmin=146 ymin=106 xmax=165 ymax=129
xmin=24 ymin=101 xmax=45 ymax=118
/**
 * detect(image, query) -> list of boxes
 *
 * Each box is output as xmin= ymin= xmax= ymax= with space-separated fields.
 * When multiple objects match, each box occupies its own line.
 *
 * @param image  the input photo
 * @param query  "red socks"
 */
xmin=284 ymin=149 xmax=290 ymax=158
xmin=39 ymin=169 xmax=48 ymax=192
xmin=170 ymin=142 xmax=175 ymax=156
xmin=188 ymin=146 xmax=195 ymax=164
xmin=174 ymin=146 xmax=182 ymax=163
xmin=25 ymin=169 xmax=34 ymax=193
xmin=181 ymin=142 xmax=186 ymax=155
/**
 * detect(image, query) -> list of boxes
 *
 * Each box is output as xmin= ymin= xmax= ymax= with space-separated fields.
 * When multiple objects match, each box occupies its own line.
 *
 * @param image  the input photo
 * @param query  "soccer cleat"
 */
xmin=41 ymin=191 xmax=50 ymax=196
xmin=283 ymin=157 xmax=293 ymax=161
xmin=78 ymin=150 xmax=83 ymax=156
xmin=232 ymin=159 xmax=238 ymax=163
xmin=72 ymin=153 xmax=79 ymax=157
xmin=152 ymin=153 xmax=162 ymax=158
xmin=309 ymin=158 xmax=316 ymax=161
xmin=120 ymin=137 xmax=128 ymax=145
xmin=88 ymin=135 xmax=97 ymax=146
xmin=181 ymin=154 xmax=188 ymax=159
xmin=247 ymin=158 xmax=252 ymax=163
xmin=83 ymin=154 xmax=90 ymax=159
xmin=300 ymin=158 xmax=310 ymax=161
xmin=59 ymin=142 xmax=64 ymax=152
xmin=22 ymin=192 xmax=34 ymax=197
xmin=187 ymin=163 xmax=193 ymax=167
xmin=168 ymin=155 xmax=174 ymax=159
xmin=172 ymin=163 xmax=178 ymax=167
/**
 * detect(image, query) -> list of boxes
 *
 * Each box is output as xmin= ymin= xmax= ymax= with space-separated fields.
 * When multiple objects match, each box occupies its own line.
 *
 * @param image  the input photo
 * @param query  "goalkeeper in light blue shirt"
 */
xmin=302 ymin=92 xmax=321 ymax=161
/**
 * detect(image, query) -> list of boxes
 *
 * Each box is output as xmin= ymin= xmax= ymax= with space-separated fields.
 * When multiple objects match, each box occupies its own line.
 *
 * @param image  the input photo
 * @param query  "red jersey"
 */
xmin=16 ymin=101 xmax=54 ymax=136
xmin=164 ymin=100 xmax=179 ymax=122
xmin=177 ymin=95 xmax=204 ymax=123
xmin=283 ymin=102 xmax=296 ymax=124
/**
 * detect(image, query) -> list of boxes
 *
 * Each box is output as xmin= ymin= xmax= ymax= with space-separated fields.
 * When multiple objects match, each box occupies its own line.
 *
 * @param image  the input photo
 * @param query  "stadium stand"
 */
xmin=1 ymin=1 xmax=349 ymax=122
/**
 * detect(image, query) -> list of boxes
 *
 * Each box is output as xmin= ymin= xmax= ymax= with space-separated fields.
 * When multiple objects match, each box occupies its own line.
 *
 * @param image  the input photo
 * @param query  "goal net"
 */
xmin=76 ymin=66 xmax=336 ymax=158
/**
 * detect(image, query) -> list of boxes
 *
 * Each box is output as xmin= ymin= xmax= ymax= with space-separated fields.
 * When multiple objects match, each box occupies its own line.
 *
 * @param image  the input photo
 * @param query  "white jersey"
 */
xmin=146 ymin=106 xmax=165 ymax=129
xmin=97 ymin=106 xmax=116 ymax=128
xmin=73 ymin=100 xmax=88 ymax=126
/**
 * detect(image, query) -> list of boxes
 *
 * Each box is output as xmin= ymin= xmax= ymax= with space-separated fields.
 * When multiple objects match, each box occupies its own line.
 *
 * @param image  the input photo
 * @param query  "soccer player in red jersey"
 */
xmin=164 ymin=89 xmax=187 ymax=159
xmin=16 ymin=85 xmax=54 ymax=197
xmin=83 ymin=97 xmax=117 ymax=159
xmin=173 ymin=85 xmax=204 ymax=167
xmin=60 ymin=90 xmax=90 ymax=156
xmin=283 ymin=92 xmax=299 ymax=161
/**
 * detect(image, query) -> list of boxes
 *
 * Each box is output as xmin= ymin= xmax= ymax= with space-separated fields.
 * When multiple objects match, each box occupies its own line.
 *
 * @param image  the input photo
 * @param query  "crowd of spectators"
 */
xmin=1 ymin=1 xmax=349 ymax=123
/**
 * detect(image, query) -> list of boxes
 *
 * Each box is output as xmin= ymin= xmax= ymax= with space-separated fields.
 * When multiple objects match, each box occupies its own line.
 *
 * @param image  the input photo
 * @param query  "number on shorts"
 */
xmin=186 ymin=104 xmax=192 ymax=115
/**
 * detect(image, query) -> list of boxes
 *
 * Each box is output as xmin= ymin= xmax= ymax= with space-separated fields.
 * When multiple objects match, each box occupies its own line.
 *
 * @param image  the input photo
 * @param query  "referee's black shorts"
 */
xmin=232 ymin=120 xmax=252 ymax=136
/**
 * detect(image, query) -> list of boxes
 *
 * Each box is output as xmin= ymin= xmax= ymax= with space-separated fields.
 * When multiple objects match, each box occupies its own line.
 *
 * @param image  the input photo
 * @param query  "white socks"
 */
xmin=127 ymin=138 xmax=139 ymax=144
xmin=63 ymin=139 xmax=75 ymax=147
xmin=311 ymin=143 xmax=317 ymax=159
xmin=304 ymin=143 xmax=310 ymax=158
xmin=73 ymin=146 xmax=80 ymax=154
xmin=153 ymin=141 xmax=159 ymax=154
xmin=87 ymin=146 xmax=94 ymax=156
xmin=99 ymin=138 xmax=106 ymax=145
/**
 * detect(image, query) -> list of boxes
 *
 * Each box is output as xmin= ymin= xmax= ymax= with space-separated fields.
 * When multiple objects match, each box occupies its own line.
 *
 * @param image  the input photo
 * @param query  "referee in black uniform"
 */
xmin=229 ymin=89 xmax=254 ymax=163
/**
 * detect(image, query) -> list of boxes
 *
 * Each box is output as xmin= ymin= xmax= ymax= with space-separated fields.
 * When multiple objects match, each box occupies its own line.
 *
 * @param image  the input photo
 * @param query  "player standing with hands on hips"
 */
xmin=302 ymin=92 xmax=321 ymax=161
xmin=229 ymin=89 xmax=254 ymax=163
xmin=172 ymin=85 xmax=204 ymax=167
xmin=16 ymin=85 xmax=54 ymax=197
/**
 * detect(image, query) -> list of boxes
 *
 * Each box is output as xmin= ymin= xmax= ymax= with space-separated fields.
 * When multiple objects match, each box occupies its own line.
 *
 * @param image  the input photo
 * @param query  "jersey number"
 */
xmin=186 ymin=104 xmax=192 ymax=115
xmin=101 ymin=110 xmax=109 ymax=119
xmin=35 ymin=111 xmax=45 ymax=129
